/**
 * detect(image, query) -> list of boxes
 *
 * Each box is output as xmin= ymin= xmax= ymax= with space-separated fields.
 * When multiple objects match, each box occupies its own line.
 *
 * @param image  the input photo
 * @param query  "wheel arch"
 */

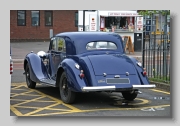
xmin=24 ymin=59 xmax=28 ymax=71
xmin=55 ymin=67 xmax=64 ymax=87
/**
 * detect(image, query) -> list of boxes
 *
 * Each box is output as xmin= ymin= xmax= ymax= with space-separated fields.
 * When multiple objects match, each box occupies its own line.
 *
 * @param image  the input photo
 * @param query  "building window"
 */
xmin=75 ymin=12 xmax=78 ymax=27
xmin=17 ymin=10 xmax=26 ymax=26
xmin=45 ymin=11 xmax=53 ymax=26
xmin=31 ymin=11 xmax=40 ymax=26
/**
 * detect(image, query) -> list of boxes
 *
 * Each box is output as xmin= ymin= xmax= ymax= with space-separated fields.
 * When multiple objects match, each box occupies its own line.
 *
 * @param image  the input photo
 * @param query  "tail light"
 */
xmin=10 ymin=59 xmax=13 ymax=74
xmin=79 ymin=70 xmax=84 ymax=78
xmin=143 ymin=68 xmax=146 ymax=76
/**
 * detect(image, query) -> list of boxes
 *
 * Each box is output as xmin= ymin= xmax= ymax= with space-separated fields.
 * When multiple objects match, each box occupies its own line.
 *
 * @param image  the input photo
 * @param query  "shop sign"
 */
xmin=108 ymin=12 xmax=139 ymax=16
xmin=89 ymin=14 xmax=97 ymax=31
xmin=136 ymin=16 xmax=143 ymax=31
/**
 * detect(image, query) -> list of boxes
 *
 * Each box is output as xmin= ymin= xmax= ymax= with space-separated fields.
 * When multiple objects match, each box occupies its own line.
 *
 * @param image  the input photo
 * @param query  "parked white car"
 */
xmin=10 ymin=47 xmax=13 ymax=98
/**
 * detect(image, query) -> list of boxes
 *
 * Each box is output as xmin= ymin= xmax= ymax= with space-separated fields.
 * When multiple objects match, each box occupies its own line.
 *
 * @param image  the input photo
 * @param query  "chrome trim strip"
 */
xmin=132 ymin=84 xmax=156 ymax=89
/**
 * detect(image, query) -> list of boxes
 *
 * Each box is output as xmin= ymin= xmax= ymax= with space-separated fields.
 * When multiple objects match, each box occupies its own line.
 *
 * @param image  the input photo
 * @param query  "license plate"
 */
xmin=106 ymin=78 xmax=130 ymax=84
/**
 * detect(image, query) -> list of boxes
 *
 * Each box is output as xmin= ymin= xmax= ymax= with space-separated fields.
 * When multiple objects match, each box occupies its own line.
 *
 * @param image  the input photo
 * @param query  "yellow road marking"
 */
xmin=10 ymin=83 xmax=171 ymax=116
xmin=80 ymin=104 xmax=170 ymax=112
xmin=11 ymin=88 xmax=28 ymax=91
xmin=24 ymin=102 xmax=67 ymax=116
xmin=12 ymin=96 xmax=45 ymax=107
xmin=33 ymin=89 xmax=82 ymax=112
xmin=11 ymin=90 xmax=34 ymax=98
xmin=26 ymin=104 xmax=171 ymax=116
xmin=116 ymin=98 xmax=149 ymax=105
xmin=11 ymin=99 xmax=56 ymax=103
xmin=30 ymin=111 xmax=82 ymax=116
xmin=11 ymin=85 xmax=24 ymax=89
xmin=15 ymin=106 xmax=72 ymax=111
xmin=11 ymin=83 xmax=41 ymax=86
xmin=150 ymin=89 xmax=170 ymax=94
xmin=10 ymin=106 xmax=23 ymax=116
xmin=11 ymin=84 xmax=81 ymax=115
xmin=11 ymin=83 xmax=26 ymax=86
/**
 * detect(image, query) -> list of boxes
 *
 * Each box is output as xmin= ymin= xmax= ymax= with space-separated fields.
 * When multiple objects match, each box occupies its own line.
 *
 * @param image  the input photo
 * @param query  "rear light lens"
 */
xmin=143 ymin=68 xmax=146 ymax=76
xmin=10 ymin=60 xmax=13 ymax=74
xmin=143 ymin=71 xmax=147 ymax=76
xmin=79 ymin=70 xmax=84 ymax=78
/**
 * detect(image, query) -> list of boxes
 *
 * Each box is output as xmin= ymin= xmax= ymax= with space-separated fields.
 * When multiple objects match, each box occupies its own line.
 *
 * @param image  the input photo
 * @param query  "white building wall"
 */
xmin=78 ymin=10 xmax=138 ymax=31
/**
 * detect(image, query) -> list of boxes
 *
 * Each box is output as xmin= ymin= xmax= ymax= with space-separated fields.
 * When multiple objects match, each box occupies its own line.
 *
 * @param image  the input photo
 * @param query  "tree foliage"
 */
xmin=138 ymin=10 xmax=170 ymax=16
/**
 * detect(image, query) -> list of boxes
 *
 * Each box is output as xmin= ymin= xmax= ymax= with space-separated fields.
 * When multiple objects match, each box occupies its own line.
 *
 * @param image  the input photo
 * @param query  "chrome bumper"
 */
xmin=81 ymin=84 xmax=156 ymax=92
xmin=132 ymin=84 xmax=156 ymax=89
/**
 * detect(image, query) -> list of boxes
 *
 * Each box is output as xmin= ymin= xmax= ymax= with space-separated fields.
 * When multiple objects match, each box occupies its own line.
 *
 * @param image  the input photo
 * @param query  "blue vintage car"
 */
xmin=23 ymin=32 xmax=156 ymax=104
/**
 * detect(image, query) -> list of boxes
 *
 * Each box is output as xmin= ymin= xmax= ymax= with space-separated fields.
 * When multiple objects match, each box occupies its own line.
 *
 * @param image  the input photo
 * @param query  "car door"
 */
xmin=54 ymin=37 xmax=66 ymax=72
xmin=48 ymin=37 xmax=66 ymax=79
xmin=55 ymin=37 xmax=66 ymax=66
xmin=47 ymin=37 xmax=57 ymax=78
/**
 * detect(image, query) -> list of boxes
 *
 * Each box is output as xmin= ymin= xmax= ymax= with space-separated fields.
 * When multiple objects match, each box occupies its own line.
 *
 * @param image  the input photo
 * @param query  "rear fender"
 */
xmin=59 ymin=59 xmax=88 ymax=92
xmin=129 ymin=57 xmax=149 ymax=84
xmin=24 ymin=53 xmax=49 ymax=83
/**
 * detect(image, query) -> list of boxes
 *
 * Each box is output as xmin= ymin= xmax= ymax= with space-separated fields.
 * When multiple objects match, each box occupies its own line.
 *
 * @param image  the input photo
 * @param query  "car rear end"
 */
xmin=80 ymin=54 xmax=155 ymax=92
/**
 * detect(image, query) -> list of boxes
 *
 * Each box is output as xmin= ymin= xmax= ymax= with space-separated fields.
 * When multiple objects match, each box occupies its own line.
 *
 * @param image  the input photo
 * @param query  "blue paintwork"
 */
xmin=128 ymin=56 xmax=150 ymax=84
xmin=24 ymin=53 xmax=50 ymax=82
xmin=24 ymin=32 xmax=150 ymax=92
xmin=55 ymin=32 xmax=125 ymax=55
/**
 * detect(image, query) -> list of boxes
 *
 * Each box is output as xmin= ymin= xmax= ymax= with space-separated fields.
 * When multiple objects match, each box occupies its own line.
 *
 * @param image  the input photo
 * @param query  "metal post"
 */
xmin=49 ymin=29 xmax=53 ymax=38
xmin=83 ymin=10 xmax=85 ymax=31
xmin=142 ymin=31 xmax=145 ymax=68
xmin=163 ymin=12 xmax=167 ymax=77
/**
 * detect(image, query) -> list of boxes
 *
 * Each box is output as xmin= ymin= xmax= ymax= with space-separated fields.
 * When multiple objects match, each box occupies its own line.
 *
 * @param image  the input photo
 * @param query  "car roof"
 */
xmin=54 ymin=32 xmax=124 ymax=54
xmin=55 ymin=31 xmax=120 ymax=38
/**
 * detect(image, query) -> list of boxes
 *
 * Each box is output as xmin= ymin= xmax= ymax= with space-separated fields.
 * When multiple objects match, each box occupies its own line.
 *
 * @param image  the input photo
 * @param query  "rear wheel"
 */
xmin=59 ymin=71 xmax=76 ymax=104
xmin=122 ymin=91 xmax=137 ymax=101
xmin=25 ymin=63 xmax=36 ymax=89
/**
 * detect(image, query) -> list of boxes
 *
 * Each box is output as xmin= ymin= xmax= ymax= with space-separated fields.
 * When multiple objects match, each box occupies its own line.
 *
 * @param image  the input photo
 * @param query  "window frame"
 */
xmin=49 ymin=37 xmax=57 ymax=51
xmin=45 ymin=11 xmax=53 ymax=26
xmin=86 ymin=41 xmax=118 ymax=50
xmin=57 ymin=37 xmax=66 ymax=52
xmin=75 ymin=12 xmax=78 ymax=27
xmin=17 ymin=10 xmax=26 ymax=26
xmin=31 ymin=10 xmax=40 ymax=26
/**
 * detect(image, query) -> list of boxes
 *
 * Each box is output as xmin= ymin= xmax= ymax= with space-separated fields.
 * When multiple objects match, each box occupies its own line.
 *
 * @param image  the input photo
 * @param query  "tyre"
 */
xmin=122 ymin=91 xmax=137 ymax=101
xmin=59 ymin=71 xmax=76 ymax=104
xmin=25 ymin=63 xmax=36 ymax=89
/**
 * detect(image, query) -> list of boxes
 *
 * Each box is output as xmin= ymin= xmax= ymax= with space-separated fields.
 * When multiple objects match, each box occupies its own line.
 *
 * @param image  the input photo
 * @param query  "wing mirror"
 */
xmin=37 ymin=51 xmax=47 ymax=59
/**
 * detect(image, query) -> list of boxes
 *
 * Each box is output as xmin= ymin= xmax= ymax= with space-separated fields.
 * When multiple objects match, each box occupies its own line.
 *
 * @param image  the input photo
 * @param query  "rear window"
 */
xmin=86 ymin=41 xmax=117 ymax=50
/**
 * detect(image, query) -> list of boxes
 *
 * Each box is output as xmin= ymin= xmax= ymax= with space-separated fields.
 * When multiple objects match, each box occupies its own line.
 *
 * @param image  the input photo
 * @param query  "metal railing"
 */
xmin=143 ymin=32 xmax=170 ymax=84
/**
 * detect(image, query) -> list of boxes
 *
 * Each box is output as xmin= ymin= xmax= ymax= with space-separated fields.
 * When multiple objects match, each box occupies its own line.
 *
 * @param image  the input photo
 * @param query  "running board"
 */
xmin=40 ymin=78 xmax=56 ymax=85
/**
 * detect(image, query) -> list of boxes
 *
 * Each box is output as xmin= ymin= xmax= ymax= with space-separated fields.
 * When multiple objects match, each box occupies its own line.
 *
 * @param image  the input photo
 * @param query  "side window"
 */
xmin=57 ymin=37 xmax=66 ymax=52
xmin=50 ymin=37 xmax=57 ymax=50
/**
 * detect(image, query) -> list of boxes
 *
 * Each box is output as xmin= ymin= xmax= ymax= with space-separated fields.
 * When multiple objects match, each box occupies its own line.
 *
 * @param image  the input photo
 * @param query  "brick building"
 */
xmin=10 ymin=10 xmax=78 ymax=42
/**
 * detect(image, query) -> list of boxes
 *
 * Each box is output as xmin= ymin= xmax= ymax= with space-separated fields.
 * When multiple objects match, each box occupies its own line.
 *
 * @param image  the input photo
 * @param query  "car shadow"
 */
xmin=34 ymin=85 xmax=143 ymax=109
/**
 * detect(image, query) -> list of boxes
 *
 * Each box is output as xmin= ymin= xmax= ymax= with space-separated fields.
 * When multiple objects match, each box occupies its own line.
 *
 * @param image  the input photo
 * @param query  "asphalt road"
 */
xmin=10 ymin=66 xmax=171 ymax=117
xmin=10 ymin=41 xmax=171 ymax=117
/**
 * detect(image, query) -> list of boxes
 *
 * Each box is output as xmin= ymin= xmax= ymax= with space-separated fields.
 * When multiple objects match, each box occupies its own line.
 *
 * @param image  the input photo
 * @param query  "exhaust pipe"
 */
xmin=135 ymin=90 xmax=142 ymax=94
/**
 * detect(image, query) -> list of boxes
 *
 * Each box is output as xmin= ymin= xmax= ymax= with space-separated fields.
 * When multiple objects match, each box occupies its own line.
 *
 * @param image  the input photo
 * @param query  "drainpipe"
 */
xmin=96 ymin=10 xmax=100 ymax=31
xmin=83 ymin=10 xmax=85 ymax=31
